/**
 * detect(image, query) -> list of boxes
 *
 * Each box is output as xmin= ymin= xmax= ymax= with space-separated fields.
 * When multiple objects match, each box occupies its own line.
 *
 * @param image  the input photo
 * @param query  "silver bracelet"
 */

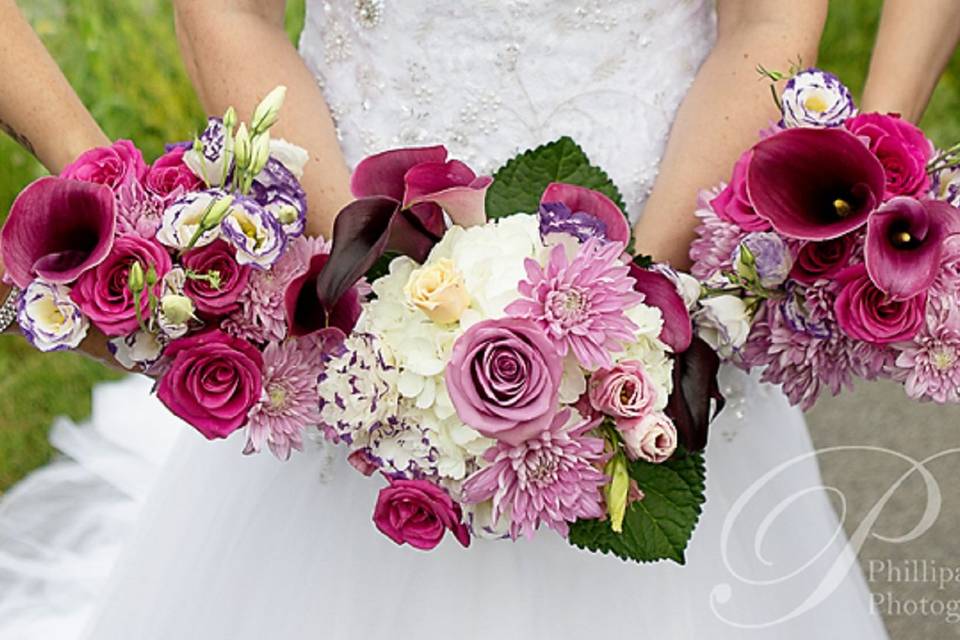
xmin=0 ymin=286 xmax=21 ymax=334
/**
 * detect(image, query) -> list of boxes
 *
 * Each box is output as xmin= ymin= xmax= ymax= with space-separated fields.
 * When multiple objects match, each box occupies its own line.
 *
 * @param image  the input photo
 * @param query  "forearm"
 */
xmin=0 ymin=0 xmax=109 ymax=172
xmin=173 ymin=0 xmax=351 ymax=239
xmin=860 ymin=0 xmax=960 ymax=121
xmin=633 ymin=2 xmax=827 ymax=268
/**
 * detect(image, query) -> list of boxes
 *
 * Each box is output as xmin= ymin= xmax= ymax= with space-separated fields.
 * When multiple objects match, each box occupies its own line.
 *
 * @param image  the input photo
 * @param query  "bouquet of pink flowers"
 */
xmin=690 ymin=67 xmax=960 ymax=409
xmin=304 ymin=138 xmax=725 ymax=562
xmin=0 ymin=87 xmax=363 ymax=457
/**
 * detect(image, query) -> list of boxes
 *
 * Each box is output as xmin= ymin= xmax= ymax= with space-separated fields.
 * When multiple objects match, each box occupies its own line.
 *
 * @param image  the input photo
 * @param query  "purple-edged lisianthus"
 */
xmin=181 ymin=239 xmax=251 ymax=317
xmin=845 ymin=113 xmax=934 ymax=199
xmin=790 ymin=234 xmax=858 ymax=285
xmin=17 ymin=280 xmax=89 ymax=352
xmin=1 ymin=177 xmax=117 ymax=288
xmin=156 ymin=329 xmax=263 ymax=439
xmin=780 ymin=68 xmax=856 ymax=129
xmin=284 ymin=251 xmax=361 ymax=337
xmin=864 ymin=197 xmax=953 ymax=300
xmin=834 ymin=264 xmax=926 ymax=344
xmin=60 ymin=140 xmax=148 ymax=189
xmin=746 ymin=127 xmax=886 ymax=240
xmin=373 ymin=478 xmax=471 ymax=551
xmin=710 ymin=151 xmax=772 ymax=232
xmin=220 ymin=197 xmax=286 ymax=269
xmin=251 ymin=158 xmax=307 ymax=239
xmin=732 ymin=232 xmax=794 ymax=289
xmin=539 ymin=182 xmax=631 ymax=244
xmin=445 ymin=317 xmax=563 ymax=446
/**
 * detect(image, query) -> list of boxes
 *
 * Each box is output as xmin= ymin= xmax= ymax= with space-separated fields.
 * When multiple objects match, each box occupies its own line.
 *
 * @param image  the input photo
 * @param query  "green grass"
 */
xmin=0 ymin=0 xmax=957 ymax=491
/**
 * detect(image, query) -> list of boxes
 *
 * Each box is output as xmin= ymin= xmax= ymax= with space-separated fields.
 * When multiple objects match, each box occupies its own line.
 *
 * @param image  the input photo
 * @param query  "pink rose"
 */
xmin=790 ymin=234 xmax=857 ymax=284
xmin=844 ymin=113 xmax=934 ymax=199
xmin=61 ymin=140 xmax=148 ymax=189
xmin=445 ymin=318 xmax=563 ymax=446
xmin=70 ymin=233 xmax=172 ymax=336
xmin=617 ymin=412 xmax=678 ymax=464
xmin=182 ymin=240 xmax=251 ymax=317
xmin=373 ymin=477 xmax=470 ymax=550
xmin=145 ymin=147 xmax=203 ymax=198
xmin=710 ymin=150 xmax=772 ymax=231
xmin=833 ymin=264 xmax=926 ymax=344
xmin=588 ymin=360 xmax=658 ymax=419
xmin=156 ymin=329 xmax=263 ymax=439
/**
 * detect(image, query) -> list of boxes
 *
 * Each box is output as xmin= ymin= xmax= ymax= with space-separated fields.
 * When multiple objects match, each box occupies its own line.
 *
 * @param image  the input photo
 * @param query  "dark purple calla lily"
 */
xmin=540 ymin=182 xmax=631 ymax=245
xmin=746 ymin=128 xmax=885 ymax=240
xmin=627 ymin=262 xmax=693 ymax=353
xmin=403 ymin=160 xmax=491 ymax=228
xmin=865 ymin=197 xmax=953 ymax=300
xmin=664 ymin=336 xmax=725 ymax=453
xmin=286 ymin=252 xmax=361 ymax=337
xmin=1 ymin=177 xmax=117 ymax=288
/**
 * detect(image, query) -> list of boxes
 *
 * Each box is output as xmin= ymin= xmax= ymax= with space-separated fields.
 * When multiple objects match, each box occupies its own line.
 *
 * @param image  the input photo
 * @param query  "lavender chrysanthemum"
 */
xmin=244 ymin=339 xmax=324 ymax=460
xmin=115 ymin=180 xmax=167 ymax=239
xmin=890 ymin=306 xmax=960 ymax=403
xmin=506 ymin=238 xmax=641 ymax=370
xmin=462 ymin=409 xmax=607 ymax=540
xmin=690 ymin=188 xmax=748 ymax=280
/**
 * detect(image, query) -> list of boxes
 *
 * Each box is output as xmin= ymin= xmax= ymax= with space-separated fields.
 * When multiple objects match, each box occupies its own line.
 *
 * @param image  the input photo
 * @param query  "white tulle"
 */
xmin=1 ymin=0 xmax=890 ymax=637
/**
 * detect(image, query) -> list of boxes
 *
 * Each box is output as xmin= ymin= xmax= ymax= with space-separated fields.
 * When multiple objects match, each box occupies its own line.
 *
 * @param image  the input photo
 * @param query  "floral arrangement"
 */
xmin=690 ymin=67 xmax=960 ymax=409
xmin=0 ymin=88 xmax=361 ymax=458
xmin=305 ymin=138 xmax=724 ymax=562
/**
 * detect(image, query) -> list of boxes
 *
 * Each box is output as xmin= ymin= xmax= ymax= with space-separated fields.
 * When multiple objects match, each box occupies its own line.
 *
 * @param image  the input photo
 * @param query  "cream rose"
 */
xmin=403 ymin=258 xmax=471 ymax=324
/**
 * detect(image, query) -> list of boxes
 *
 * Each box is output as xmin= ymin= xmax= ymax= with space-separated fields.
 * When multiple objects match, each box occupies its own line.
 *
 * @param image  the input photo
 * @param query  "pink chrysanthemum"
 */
xmin=223 ymin=235 xmax=330 ymax=343
xmin=689 ymin=188 xmax=748 ymax=280
xmin=506 ymin=238 xmax=641 ymax=370
xmin=461 ymin=409 xmax=607 ymax=540
xmin=890 ymin=306 xmax=960 ymax=403
xmin=115 ymin=180 xmax=167 ymax=238
xmin=244 ymin=338 xmax=324 ymax=460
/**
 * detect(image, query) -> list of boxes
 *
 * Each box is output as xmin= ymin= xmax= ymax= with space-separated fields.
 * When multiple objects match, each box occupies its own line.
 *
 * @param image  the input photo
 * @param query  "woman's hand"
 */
xmin=631 ymin=0 xmax=828 ymax=269
xmin=860 ymin=0 xmax=960 ymax=121
xmin=173 ymin=0 xmax=353 ymax=239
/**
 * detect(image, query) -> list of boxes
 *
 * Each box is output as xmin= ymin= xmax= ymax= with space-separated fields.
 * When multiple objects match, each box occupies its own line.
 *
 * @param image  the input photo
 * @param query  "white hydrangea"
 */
xmin=615 ymin=301 xmax=675 ymax=406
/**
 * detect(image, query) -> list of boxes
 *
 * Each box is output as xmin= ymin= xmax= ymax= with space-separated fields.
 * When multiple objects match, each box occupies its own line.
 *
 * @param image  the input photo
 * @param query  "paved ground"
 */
xmin=807 ymin=380 xmax=960 ymax=638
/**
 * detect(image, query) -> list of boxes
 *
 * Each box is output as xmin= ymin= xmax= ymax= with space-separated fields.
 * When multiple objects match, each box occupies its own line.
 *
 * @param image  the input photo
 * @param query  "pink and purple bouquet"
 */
xmin=303 ymin=138 xmax=725 ymax=562
xmin=0 ymin=88 xmax=363 ymax=458
xmin=690 ymin=67 xmax=960 ymax=409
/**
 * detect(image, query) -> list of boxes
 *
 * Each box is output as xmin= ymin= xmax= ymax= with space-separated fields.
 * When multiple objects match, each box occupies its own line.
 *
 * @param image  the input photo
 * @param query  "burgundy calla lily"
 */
xmin=1 ymin=177 xmax=117 ymax=288
xmin=540 ymin=182 xmax=631 ymax=245
xmin=865 ymin=197 xmax=953 ymax=300
xmin=664 ymin=336 xmax=725 ymax=453
xmin=627 ymin=262 xmax=693 ymax=353
xmin=746 ymin=128 xmax=885 ymax=240
xmin=286 ymin=252 xmax=361 ymax=337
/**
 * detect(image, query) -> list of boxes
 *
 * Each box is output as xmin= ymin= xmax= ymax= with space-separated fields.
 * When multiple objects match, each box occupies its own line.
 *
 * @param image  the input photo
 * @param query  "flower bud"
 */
xmin=200 ymin=194 xmax=236 ymax=230
xmin=161 ymin=294 xmax=195 ymax=325
xmin=233 ymin=123 xmax=252 ymax=171
xmin=223 ymin=106 xmax=238 ymax=132
xmin=127 ymin=261 xmax=145 ymax=293
xmin=250 ymin=86 xmax=287 ymax=135
xmin=249 ymin=132 xmax=272 ymax=176
xmin=604 ymin=452 xmax=630 ymax=533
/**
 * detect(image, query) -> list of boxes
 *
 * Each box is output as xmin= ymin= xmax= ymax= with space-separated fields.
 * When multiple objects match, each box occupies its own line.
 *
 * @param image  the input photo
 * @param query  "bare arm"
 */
xmin=173 ymin=0 xmax=352 ymax=239
xmin=632 ymin=0 xmax=828 ymax=268
xmin=0 ymin=0 xmax=114 ymax=362
xmin=860 ymin=0 xmax=960 ymax=121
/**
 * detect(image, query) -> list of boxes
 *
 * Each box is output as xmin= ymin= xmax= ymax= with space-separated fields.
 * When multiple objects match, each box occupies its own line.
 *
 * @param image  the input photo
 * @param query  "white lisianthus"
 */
xmin=110 ymin=330 xmax=164 ymax=370
xmin=157 ymin=190 xmax=227 ymax=249
xmin=695 ymin=295 xmax=752 ymax=358
xmin=18 ymin=280 xmax=88 ymax=352
xmin=462 ymin=498 xmax=512 ymax=540
xmin=269 ymin=138 xmax=310 ymax=178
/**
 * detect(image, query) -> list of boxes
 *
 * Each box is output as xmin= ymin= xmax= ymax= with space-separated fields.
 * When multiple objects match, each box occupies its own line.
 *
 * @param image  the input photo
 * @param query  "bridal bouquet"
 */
xmin=305 ymin=139 xmax=724 ymax=562
xmin=0 ymin=88 xmax=349 ymax=455
xmin=690 ymin=67 xmax=960 ymax=409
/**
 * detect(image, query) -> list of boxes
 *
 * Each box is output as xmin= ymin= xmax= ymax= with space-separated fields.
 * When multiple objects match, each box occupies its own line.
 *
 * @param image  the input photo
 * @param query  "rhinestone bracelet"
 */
xmin=0 ymin=286 xmax=20 ymax=334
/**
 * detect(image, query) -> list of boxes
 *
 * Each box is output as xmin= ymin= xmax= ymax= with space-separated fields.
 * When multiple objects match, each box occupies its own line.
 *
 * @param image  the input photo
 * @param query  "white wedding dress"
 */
xmin=0 ymin=1 xmax=890 ymax=638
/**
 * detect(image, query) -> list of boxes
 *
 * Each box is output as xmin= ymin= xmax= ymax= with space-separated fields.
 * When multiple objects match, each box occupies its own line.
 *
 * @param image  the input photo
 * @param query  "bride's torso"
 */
xmin=299 ymin=0 xmax=716 ymax=219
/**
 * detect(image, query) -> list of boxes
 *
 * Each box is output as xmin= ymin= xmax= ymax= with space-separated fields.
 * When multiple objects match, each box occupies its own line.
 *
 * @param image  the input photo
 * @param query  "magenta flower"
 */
xmin=60 ymin=140 xmax=147 ymax=189
xmin=834 ymin=264 xmax=926 ymax=344
xmin=181 ymin=239 xmax=251 ymax=317
xmin=627 ymin=262 xmax=693 ymax=352
xmin=145 ymin=147 xmax=203 ymax=198
xmin=462 ymin=409 xmax=607 ymax=540
xmin=507 ymin=239 xmax=642 ymax=369
xmin=540 ymin=182 xmax=631 ymax=245
xmin=746 ymin=127 xmax=885 ymax=240
xmin=710 ymin=150 xmax=772 ymax=231
xmin=865 ymin=198 xmax=952 ymax=300
xmin=244 ymin=339 xmax=323 ymax=460
xmin=1 ymin=177 xmax=117 ymax=288
xmin=373 ymin=478 xmax=470 ymax=550
xmin=790 ymin=234 xmax=858 ymax=284
xmin=845 ymin=113 xmax=934 ymax=199
xmin=284 ymin=252 xmax=362 ymax=337
xmin=445 ymin=317 xmax=563 ymax=446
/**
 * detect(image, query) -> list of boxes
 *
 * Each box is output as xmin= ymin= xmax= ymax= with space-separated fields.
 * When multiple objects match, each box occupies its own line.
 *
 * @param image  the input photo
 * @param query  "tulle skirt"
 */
xmin=1 ymin=371 xmax=889 ymax=639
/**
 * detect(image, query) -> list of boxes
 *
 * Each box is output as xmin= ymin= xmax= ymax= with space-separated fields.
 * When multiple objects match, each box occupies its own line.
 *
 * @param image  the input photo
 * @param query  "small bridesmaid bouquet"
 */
xmin=689 ymin=67 xmax=960 ymax=409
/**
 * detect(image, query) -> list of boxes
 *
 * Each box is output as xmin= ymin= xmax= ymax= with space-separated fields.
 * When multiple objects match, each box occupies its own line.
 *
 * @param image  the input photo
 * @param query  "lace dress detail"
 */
xmin=300 ymin=0 xmax=716 ymax=220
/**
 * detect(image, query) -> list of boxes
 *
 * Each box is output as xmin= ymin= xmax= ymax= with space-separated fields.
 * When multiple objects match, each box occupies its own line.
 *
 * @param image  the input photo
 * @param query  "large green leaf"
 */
xmin=568 ymin=452 xmax=706 ymax=564
xmin=485 ymin=137 xmax=626 ymax=219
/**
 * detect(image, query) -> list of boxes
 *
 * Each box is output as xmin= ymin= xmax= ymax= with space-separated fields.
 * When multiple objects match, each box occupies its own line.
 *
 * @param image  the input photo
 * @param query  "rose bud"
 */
xmin=617 ymin=412 xmax=678 ymax=464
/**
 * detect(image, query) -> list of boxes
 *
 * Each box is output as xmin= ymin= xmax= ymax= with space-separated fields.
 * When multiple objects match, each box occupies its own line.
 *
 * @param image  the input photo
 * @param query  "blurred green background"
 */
xmin=0 ymin=0 xmax=958 ymax=491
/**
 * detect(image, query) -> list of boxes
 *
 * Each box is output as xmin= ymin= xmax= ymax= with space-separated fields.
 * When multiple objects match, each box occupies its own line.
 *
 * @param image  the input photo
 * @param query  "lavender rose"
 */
xmin=156 ymin=329 xmax=263 ymax=439
xmin=181 ymin=240 xmax=251 ymax=317
xmin=833 ymin=264 xmax=926 ymax=344
xmin=588 ymin=360 xmax=659 ymax=419
xmin=445 ymin=318 xmax=563 ymax=446
xmin=61 ymin=140 xmax=147 ymax=189
xmin=373 ymin=478 xmax=470 ymax=551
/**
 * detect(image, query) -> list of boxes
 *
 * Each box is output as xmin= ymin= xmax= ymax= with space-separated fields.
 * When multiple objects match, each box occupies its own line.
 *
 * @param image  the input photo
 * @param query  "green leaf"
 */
xmin=485 ymin=137 xmax=626 ymax=219
xmin=568 ymin=452 xmax=706 ymax=564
